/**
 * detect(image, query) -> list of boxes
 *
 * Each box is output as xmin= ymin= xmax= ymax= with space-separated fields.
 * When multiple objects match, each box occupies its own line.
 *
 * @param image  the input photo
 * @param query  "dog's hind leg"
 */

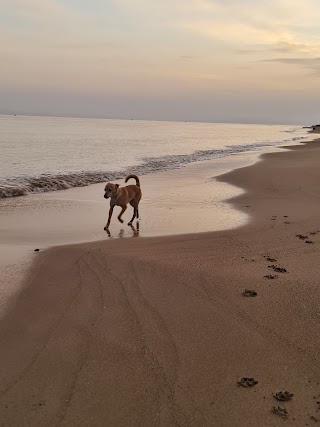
xmin=128 ymin=208 xmax=137 ymax=226
xmin=128 ymin=200 xmax=139 ymax=225
xmin=117 ymin=205 xmax=127 ymax=223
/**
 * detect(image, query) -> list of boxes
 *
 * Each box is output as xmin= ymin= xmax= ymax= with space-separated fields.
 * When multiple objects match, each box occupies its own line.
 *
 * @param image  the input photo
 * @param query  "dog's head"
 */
xmin=104 ymin=183 xmax=119 ymax=199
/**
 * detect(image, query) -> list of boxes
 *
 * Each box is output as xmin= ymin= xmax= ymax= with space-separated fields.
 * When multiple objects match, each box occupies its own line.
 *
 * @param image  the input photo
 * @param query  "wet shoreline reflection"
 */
xmin=105 ymin=221 xmax=139 ymax=239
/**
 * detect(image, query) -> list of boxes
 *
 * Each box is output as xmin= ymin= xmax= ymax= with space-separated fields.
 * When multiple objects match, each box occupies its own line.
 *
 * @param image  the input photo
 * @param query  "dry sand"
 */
xmin=1 ymin=136 xmax=320 ymax=426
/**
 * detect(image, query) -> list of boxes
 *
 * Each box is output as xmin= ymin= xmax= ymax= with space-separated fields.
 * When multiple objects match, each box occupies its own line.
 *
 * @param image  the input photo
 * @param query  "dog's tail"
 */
xmin=125 ymin=174 xmax=140 ymax=187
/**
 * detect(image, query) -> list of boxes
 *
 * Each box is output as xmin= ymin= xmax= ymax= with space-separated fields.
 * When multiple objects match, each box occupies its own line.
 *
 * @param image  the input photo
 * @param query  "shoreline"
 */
xmin=0 ymin=138 xmax=306 ymax=318
xmin=2 ymin=118 xmax=306 ymax=201
xmin=0 ymin=148 xmax=268 ymax=317
xmin=1 ymin=135 xmax=320 ymax=425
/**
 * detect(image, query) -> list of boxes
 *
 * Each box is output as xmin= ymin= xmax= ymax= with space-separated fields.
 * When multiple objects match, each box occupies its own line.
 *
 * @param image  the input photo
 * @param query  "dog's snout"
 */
xmin=104 ymin=193 xmax=109 ymax=199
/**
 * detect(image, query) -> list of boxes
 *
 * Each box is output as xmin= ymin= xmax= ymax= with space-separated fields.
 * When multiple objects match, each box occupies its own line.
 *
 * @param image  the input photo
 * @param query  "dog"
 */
xmin=103 ymin=174 xmax=142 ymax=230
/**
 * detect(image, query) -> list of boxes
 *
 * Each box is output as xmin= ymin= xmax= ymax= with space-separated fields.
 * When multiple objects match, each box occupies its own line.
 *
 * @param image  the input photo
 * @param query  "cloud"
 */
xmin=235 ymin=41 xmax=320 ymax=55
xmin=178 ymin=55 xmax=206 ymax=61
xmin=177 ymin=0 xmax=320 ymax=58
xmin=261 ymin=57 xmax=320 ymax=64
xmin=273 ymin=41 xmax=320 ymax=54
xmin=0 ymin=0 xmax=76 ymax=22
xmin=260 ymin=57 xmax=320 ymax=75
xmin=1 ymin=0 xmax=320 ymax=121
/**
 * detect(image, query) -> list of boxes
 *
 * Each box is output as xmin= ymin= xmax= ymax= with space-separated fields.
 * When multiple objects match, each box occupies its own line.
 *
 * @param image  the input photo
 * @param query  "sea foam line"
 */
xmin=0 ymin=136 xmax=308 ymax=199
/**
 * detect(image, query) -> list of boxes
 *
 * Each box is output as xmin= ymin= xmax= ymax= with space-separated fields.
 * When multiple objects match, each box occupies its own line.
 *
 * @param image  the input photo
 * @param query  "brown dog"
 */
xmin=104 ymin=174 xmax=142 ymax=230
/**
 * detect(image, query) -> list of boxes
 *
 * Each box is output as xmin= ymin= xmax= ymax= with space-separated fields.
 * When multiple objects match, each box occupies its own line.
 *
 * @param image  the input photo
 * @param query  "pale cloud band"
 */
xmin=1 ymin=0 xmax=320 ymax=123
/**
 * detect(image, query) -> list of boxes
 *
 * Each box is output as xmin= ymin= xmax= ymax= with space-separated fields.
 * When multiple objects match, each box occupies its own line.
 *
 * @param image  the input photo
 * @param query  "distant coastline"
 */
xmin=0 ymin=112 xmax=311 ymax=127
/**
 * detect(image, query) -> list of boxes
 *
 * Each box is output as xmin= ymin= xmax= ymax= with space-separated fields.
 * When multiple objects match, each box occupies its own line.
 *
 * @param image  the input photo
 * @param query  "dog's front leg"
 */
xmin=104 ymin=205 xmax=114 ymax=230
xmin=117 ymin=205 xmax=127 ymax=223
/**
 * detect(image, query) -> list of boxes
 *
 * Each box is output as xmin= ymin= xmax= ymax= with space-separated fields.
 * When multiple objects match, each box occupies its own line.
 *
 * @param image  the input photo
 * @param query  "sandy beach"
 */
xmin=0 ymin=151 xmax=261 ymax=317
xmin=1 ymin=134 xmax=320 ymax=425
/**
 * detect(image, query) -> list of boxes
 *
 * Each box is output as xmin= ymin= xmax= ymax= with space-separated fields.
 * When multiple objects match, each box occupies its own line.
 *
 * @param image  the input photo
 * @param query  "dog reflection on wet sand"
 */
xmin=103 ymin=174 xmax=142 ymax=230
xmin=105 ymin=222 xmax=140 ymax=238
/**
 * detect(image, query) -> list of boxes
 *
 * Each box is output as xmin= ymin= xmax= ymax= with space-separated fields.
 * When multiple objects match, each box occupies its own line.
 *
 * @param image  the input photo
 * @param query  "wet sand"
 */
xmin=0 ymin=152 xmax=258 ymax=316
xmin=1 ymin=136 xmax=320 ymax=425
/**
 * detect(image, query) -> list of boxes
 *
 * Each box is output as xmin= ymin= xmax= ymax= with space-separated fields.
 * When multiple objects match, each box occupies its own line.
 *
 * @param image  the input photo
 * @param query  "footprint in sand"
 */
xmin=263 ymin=254 xmax=277 ymax=262
xmin=296 ymin=234 xmax=308 ymax=240
xmin=268 ymin=265 xmax=287 ymax=273
xmin=305 ymin=240 xmax=314 ymax=244
xmin=273 ymin=391 xmax=294 ymax=401
xmin=237 ymin=377 xmax=258 ymax=387
xmin=310 ymin=229 xmax=320 ymax=235
xmin=264 ymin=274 xmax=279 ymax=279
xmin=266 ymin=256 xmax=277 ymax=262
xmin=272 ymin=406 xmax=288 ymax=419
xmin=242 ymin=289 xmax=257 ymax=297
xmin=284 ymin=221 xmax=292 ymax=224
xmin=32 ymin=401 xmax=46 ymax=407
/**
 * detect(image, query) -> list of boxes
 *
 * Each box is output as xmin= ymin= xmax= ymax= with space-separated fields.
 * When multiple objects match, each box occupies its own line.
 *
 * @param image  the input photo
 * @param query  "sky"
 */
xmin=1 ymin=0 xmax=320 ymax=124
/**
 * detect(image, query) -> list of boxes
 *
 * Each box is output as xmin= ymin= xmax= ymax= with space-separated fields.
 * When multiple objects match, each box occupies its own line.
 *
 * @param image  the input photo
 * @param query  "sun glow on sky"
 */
xmin=1 ymin=0 xmax=320 ymax=123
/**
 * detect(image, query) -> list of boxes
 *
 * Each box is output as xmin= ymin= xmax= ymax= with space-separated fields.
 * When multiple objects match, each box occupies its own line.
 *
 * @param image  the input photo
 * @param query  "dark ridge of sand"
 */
xmin=1 ymin=137 xmax=320 ymax=426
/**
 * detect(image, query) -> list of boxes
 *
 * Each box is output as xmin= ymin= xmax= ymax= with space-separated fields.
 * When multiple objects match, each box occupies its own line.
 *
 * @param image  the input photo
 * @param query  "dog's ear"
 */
xmin=112 ymin=183 xmax=119 ymax=194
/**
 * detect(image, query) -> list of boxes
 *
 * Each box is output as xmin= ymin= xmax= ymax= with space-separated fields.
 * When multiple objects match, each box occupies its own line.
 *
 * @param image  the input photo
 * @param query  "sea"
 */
xmin=0 ymin=114 xmax=313 ymax=199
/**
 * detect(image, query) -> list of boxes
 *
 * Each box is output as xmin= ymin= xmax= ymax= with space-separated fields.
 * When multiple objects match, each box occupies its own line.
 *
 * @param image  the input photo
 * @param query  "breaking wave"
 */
xmin=0 ymin=136 xmax=309 ymax=199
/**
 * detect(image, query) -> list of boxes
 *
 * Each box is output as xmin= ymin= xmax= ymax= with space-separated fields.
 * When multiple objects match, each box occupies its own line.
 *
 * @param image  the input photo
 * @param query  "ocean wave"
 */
xmin=0 ymin=136 xmax=309 ymax=199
